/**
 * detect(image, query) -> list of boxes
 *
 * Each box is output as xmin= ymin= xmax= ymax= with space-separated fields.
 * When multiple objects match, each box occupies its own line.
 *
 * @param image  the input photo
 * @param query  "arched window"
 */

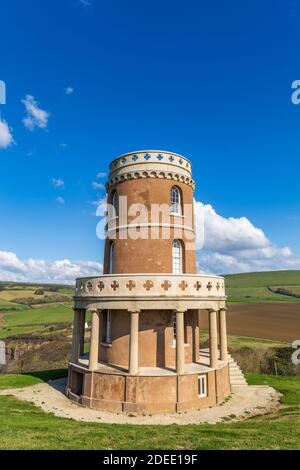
xmin=111 ymin=190 xmax=118 ymax=216
xmin=172 ymin=239 xmax=184 ymax=274
xmin=171 ymin=186 xmax=182 ymax=215
xmin=109 ymin=242 xmax=115 ymax=274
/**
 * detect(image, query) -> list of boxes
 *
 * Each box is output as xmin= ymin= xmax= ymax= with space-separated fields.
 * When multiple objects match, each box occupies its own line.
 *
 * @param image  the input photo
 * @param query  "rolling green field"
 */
xmin=0 ymin=372 xmax=299 ymax=450
xmin=0 ymin=282 xmax=74 ymax=339
xmin=224 ymin=270 xmax=300 ymax=302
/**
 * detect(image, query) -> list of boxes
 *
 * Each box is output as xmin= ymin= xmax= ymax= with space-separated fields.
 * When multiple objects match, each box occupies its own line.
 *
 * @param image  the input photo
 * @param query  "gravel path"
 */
xmin=0 ymin=378 xmax=281 ymax=425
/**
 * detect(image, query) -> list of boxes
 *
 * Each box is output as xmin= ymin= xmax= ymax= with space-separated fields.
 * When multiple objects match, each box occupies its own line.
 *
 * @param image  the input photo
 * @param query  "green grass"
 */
xmin=200 ymin=331 xmax=287 ymax=349
xmin=0 ymin=325 xmax=47 ymax=339
xmin=225 ymin=270 xmax=300 ymax=288
xmin=1 ymin=302 xmax=73 ymax=328
xmin=0 ymin=299 xmax=29 ymax=311
xmin=224 ymin=270 xmax=300 ymax=302
xmin=227 ymin=286 xmax=300 ymax=303
xmin=0 ymin=370 xmax=67 ymax=390
xmin=0 ymin=373 xmax=299 ymax=449
xmin=247 ymin=373 xmax=300 ymax=406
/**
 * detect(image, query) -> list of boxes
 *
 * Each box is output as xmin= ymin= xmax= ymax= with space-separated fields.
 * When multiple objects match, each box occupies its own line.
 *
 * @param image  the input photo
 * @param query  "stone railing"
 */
xmin=75 ymin=274 xmax=225 ymax=300
xmin=106 ymin=150 xmax=195 ymax=189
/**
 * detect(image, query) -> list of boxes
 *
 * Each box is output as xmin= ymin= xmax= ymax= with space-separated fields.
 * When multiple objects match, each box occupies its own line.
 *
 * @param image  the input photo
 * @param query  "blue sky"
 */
xmin=0 ymin=0 xmax=300 ymax=282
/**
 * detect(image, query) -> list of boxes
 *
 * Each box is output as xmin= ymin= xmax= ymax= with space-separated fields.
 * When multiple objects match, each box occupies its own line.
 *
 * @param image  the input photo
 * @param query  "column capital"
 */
xmin=219 ymin=307 xmax=227 ymax=312
xmin=128 ymin=309 xmax=140 ymax=314
xmin=86 ymin=308 xmax=99 ymax=314
xmin=173 ymin=309 xmax=187 ymax=314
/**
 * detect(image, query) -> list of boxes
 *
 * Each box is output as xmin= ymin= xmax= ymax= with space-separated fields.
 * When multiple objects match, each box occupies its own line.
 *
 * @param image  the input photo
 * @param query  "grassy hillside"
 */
xmin=224 ymin=270 xmax=300 ymax=302
xmin=0 ymin=282 xmax=74 ymax=340
xmin=225 ymin=270 xmax=300 ymax=288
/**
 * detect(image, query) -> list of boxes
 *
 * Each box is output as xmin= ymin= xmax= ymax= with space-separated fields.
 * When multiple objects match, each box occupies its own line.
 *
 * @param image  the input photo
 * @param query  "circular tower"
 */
xmin=67 ymin=150 xmax=231 ymax=414
xmin=103 ymin=150 xmax=196 ymax=275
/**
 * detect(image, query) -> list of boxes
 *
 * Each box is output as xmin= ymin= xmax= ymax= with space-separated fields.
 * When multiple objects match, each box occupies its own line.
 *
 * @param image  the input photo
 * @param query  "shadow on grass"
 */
xmin=24 ymin=368 xmax=68 ymax=383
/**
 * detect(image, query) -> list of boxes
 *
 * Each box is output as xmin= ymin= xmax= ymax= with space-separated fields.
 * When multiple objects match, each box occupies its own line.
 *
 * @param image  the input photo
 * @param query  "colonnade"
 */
xmin=71 ymin=308 xmax=228 ymax=373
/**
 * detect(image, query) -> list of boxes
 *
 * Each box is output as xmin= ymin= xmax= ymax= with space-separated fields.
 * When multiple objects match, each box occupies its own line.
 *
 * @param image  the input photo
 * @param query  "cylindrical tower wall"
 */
xmin=103 ymin=151 xmax=197 ymax=274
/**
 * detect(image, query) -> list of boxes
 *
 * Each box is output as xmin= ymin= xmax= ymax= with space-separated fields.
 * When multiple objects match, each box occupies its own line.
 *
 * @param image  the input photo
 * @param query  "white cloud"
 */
xmin=195 ymin=201 xmax=300 ymax=274
xmin=56 ymin=196 xmax=66 ymax=205
xmin=0 ymin=251 xmax=27 ymax=272
xmin=92 ymin=181 xmax=105 ymax=190
xmin=65 ymin=87 xmax=74 ymax=95
xmin=0 ymin=251 xmax=102 ymax=284
xmin=21 ymin=95 xmax=50 ymax=130
xmin=0 ymin=119 xmax=14 ymax=149
xmin=50 ymin=178 xmax=65 ymax=188
xmin=97 ymin=172 xmax=107 ymax=179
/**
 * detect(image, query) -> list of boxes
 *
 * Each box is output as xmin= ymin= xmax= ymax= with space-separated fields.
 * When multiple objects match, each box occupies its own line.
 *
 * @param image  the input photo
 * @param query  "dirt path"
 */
xmin=0 ymin=378 xmax=281 ymax=425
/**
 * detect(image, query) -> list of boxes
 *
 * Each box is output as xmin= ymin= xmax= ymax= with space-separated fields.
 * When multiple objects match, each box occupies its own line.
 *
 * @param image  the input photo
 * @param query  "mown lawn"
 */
xmin=0 ymin=369 xmax=68 ymax=390
xmin=0 ymin=373 xmax=299 ymax=450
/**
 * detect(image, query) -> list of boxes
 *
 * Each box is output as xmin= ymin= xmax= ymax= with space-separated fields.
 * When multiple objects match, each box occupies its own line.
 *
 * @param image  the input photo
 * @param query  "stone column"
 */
xmin=198 ymin=309 xmax=201 ymax=357
xmin=129 ymin=310 xmax=139 ymax=375
xmin=176 ymin=310 xmax=185 ymax=374
xmin=209 ymin=310 xmax=218 ymax=369
xmin=89 ymin=309 xmax=100 ymax=371
xmin=71 ymin=308 xmax=81 ymax=363
xmin=219 ymin=308 xmax=228 ymax=361
xmin=79 ymin=310 xmax=86 ymax=357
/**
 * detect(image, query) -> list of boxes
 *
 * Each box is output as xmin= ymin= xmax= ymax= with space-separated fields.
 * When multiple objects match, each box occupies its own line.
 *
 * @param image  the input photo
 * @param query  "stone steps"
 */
xmin=228 ymin=354 xmax=248 ymax=388
xmin=199 ymin=349 xmax=248 ymax=388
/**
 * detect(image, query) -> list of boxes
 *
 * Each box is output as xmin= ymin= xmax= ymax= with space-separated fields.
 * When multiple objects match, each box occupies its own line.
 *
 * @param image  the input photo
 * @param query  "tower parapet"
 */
xmin=106 ymin=150 xmax=195 ymax=190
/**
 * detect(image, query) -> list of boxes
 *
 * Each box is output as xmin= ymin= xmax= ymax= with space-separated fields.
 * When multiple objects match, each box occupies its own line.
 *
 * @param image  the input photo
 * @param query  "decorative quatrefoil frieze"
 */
xmin=86 ymin=281 xmax=93 ymax=293
xmin=161 ymin=280 xmax=172 ymax=291
xmin=194 ymin=281 xmax=202 ymax=291
xmin=111 ymin=281 xmax=119 ymax=291
xmin=97 ymin=281 xmax=105 ymax=292
xmin=207 ymin=282 xmax=213 ymax=291
xmin=126 ymin=280 xmax=136 ymax=291
xmin=179 ymin=280 xmax=188 ymax=291
xmin=143 ymin=280 xmax=154 ymax=291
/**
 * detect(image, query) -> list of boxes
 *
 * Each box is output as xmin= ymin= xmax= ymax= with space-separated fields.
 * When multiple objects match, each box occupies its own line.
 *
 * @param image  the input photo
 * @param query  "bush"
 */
xmin=231 ymin=346 xmax=300 ymax=376
xmin=35 ymin=289 xmax=45 ymax=295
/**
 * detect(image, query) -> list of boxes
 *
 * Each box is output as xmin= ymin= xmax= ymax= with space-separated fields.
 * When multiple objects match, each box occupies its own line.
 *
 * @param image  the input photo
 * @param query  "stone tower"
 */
xmin=67 ymin=150 xmax=231 ymax=413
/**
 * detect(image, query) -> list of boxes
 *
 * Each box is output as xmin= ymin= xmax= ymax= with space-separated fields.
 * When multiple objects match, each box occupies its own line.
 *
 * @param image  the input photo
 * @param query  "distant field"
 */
xmin=0 ymin=299 xmax=28 ymax=311
xmin=0 ymin=282 xmax=74 ymax=340
xmin=200 ymin=302 xmax=300 ymax=342
xmin=225 ymin=270 xmax=300 ymax=288
xmin=0 ymin=289 xmax=65 ymax=302
xmin=226 ymin=286 xmax=300 ymax=303
xmin=2 ymin=303 xmax=73 ymax=327
xmin=224 ymin=270 xmax=300 ymax=302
